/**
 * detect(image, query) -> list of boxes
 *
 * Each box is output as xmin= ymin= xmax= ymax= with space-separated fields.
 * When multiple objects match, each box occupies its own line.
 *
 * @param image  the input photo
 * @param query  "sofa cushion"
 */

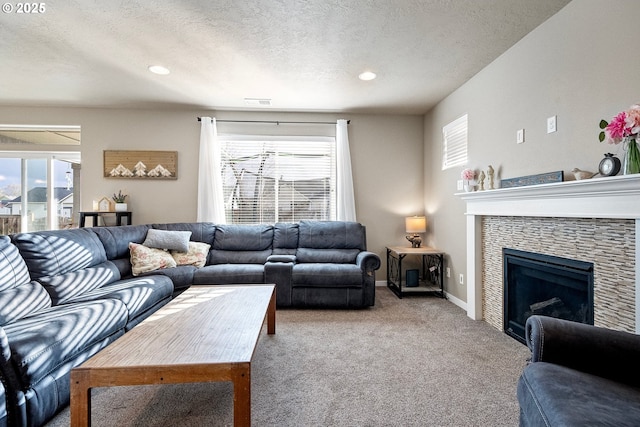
xmin=0 ymin=236 xmax=52 ymax=325
xmin=518 ymin=362 xmax=640 ymax=427
xmin=193 ymin=264 xmax=265 ymax=285
xmin=11 ymin=229 xmax=108 ymax=278
xmin=0 ymin=281 xmax=51 ymax=326
xmin=91 ymin=225 xmax=151 ymax=260
xmin=296 ymin=248 xmax=360 ymax=264
xmin=213 ymin=224 xmax=273 ymax=251
xmin=35 ymin=261 xmax=121 ymax=305
xmin=65 ymin=275 xmax=173 ymax=329
xmin=129 ymin=243 xmax=177 ymax=276
xmin=171 ymin=241 xmax=210 ymax=267
xmin=0 ymin=236 xmax=31 ymax=291
xmin=143 ymin=229 xmax=191 ymax=252
xmin=298 ymin=220 xmax=366 ymax=250
xmin=209 ymin=249 xmax=271 ymax=264
xmin=292 ymin=263 xmax=363 ymax=287
xmin=2 ymin=299 xmax=128 ymax=389
xmin=139 ymin=265 xmax=197 ymax=291
xmin=273 ymin=222 xmax=299 ymax=255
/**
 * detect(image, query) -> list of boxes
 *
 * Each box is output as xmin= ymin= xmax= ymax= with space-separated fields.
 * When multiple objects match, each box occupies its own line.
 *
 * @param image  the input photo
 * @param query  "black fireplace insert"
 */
xmin=503 ymin=248 xmax=594 ymax=344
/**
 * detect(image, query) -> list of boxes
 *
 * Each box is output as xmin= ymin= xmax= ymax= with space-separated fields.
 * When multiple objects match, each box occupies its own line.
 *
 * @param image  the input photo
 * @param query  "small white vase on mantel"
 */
xmin=464 ymin=180 xmax=475 ymax=192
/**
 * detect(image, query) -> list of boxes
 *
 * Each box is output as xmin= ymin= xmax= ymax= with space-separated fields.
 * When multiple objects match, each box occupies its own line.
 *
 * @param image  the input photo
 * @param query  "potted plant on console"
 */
xmin=112 ymin=190 xmax=128 ymax=212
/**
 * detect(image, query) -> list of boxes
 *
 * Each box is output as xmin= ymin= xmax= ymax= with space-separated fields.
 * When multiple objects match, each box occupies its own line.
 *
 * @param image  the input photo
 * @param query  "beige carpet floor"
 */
xmin=45 ymin=287 xmax=530 ymax=426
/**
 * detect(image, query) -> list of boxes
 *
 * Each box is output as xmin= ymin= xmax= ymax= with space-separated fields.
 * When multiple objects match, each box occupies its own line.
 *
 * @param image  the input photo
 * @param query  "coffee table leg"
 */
xmin=267 ymin=289 xmax=276 ymax=335
xmin=70 ymin=369 xmax=91 ymax=427
xmin=233 ymin=366 xmax=251 ymax=426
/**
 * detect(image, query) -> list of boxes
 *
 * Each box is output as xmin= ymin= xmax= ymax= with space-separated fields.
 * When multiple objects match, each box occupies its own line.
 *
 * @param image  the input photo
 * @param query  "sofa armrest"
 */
xmin=266 ymin=254 xmax=296 ymax=263
xmin=526 ymin=315 xmax=640 ymax=386
xmin=265 ymin=256 xmax=295 ymax=307
xmin=356 ymin=251 xmax=381 ymax=276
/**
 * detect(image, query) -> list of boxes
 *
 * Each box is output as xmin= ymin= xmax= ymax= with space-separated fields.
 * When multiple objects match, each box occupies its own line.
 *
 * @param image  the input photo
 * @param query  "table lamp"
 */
xmin=405 ymin=216 xmax=427 ymax=248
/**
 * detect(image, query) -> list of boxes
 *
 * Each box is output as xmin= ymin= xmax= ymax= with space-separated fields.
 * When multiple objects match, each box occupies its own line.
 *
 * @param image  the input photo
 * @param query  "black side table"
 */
xmin=386 ymin=246 xmax=445 ymax=298
xmin=79 ymin=211 xmax=132 ymax=227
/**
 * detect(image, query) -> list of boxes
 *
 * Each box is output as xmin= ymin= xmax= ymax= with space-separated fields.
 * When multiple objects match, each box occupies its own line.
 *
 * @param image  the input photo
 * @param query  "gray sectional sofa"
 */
xmin=0 ymin=220 xmax=380 ymax=426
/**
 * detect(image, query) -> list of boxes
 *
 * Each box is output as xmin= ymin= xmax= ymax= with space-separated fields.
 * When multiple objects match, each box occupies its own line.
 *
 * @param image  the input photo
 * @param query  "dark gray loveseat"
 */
xmin=0 ymin=220 xmax=380 ymax=426
xmin=517 ymin=315 xmax=640 ymax=426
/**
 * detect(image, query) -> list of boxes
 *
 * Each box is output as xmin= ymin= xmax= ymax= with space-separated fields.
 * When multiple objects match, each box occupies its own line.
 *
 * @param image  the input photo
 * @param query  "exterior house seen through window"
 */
xmin=219 ymin=136 xmax=336 ymax=224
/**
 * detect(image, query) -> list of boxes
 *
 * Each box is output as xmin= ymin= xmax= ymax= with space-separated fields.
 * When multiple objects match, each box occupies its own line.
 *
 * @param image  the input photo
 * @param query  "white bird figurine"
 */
xmin=572 ymin=168 xmax=597 ymax=180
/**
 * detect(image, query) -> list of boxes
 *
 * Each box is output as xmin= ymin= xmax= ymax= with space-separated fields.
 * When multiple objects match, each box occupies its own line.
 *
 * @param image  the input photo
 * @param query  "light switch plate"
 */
xmin=547 ymin=116 xmax=557 ymax=133
xmin=517 ymin=129 xmax=525 ymax=144
xmin=457 ymin=180 xmax=463 ymax=191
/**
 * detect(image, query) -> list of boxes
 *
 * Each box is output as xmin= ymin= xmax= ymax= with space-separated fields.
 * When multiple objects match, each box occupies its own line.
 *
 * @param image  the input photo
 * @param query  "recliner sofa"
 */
xmin=517 ymin=315 xmax=640 ymax=426
xmin=0 ymin=220 xmax=380 ymax=426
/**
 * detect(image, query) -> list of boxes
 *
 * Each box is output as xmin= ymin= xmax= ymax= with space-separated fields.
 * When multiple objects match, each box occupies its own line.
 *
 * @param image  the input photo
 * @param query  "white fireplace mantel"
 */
xmin=458 ymin=174 xmax=640 ymax=218
xmin=458 ymin=174 xmax=640 ymax=331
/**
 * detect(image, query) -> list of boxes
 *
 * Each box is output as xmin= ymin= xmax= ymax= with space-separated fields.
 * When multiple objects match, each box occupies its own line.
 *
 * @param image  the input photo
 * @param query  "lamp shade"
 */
xmin=405 ymin=216 xmax=427 ymax=233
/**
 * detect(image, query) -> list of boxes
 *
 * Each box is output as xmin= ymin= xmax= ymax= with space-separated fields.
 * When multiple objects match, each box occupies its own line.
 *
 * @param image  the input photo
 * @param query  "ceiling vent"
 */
xmin=244 ymin=98 xmax=272 ymax=106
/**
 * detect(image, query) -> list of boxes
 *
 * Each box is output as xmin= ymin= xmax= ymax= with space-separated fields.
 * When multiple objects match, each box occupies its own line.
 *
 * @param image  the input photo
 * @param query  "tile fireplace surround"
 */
xmin=459 ymin=174 xmax=640 ymax=334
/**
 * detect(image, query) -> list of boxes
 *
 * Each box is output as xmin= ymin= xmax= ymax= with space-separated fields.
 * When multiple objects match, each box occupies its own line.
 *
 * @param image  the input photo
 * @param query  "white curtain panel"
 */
xmin=336 ymin=119 xmax=357 ymax=221
xmin=197 ymin=117 xmax=226 ymax=223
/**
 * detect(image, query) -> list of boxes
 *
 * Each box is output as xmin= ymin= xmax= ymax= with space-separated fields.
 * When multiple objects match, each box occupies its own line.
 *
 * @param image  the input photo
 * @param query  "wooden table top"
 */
xmin=78 ymin=285 xmax=275 ymax=369
xmin=386 ymin=246 xmax=444 ymax=255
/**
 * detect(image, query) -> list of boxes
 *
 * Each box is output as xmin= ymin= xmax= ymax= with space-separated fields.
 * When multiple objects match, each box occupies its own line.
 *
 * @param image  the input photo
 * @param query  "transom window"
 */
xmin=219 ymin=135 xmax=336 ymax=224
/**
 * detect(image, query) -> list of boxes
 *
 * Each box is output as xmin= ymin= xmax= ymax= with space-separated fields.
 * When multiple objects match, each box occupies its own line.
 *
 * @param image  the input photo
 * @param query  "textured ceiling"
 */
xmin=0 ymin=0 xmax=571 ymax=114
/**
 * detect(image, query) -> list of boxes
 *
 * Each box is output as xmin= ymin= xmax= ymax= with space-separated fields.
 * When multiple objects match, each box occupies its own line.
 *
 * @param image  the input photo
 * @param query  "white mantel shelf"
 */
xmin=457 ymin=174 xmax=640 ymax=219
xmin=457 ymin=174 xmax=640 ymax=330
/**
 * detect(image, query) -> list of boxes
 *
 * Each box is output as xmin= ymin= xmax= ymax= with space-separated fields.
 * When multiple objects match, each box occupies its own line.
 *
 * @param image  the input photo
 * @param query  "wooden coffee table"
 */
xmin=70 ymin=285 xmax=276 ymax=427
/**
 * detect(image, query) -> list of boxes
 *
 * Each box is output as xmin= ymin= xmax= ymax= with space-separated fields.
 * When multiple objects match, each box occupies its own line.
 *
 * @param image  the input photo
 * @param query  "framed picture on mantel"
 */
xmin=104 ymin=150 xmax=178 ymax=180
xmin=500 ymin=171 xmax=563 ymax=189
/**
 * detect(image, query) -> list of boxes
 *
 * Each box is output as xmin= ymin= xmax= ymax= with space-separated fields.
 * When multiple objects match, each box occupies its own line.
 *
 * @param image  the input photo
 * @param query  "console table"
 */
xmin=79 ymin=211 xmax=132 ymax=227
xmin=386 ymin=246 xmax=445 ymax=298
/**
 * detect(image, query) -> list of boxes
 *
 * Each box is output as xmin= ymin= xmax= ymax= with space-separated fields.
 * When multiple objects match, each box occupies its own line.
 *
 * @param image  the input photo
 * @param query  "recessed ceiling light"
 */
xmin=358 ymin=71 xmax=377 ymax=81
xmin=148 ymin=65 xmax=170 ymax=75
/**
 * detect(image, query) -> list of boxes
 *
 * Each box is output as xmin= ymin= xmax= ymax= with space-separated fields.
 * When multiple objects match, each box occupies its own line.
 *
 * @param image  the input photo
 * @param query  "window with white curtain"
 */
xmin=442 ymin=114 xmax=468 ymax=170
xmin=218 ymin=135 xmax=337 ymax=224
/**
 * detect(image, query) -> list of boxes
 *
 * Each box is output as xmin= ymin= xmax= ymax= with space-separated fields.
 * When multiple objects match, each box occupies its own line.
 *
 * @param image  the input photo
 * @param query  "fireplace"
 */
xmin=503 ymin=248 xmax=594 ymax=344
xmin=459 ymin=175 xmax=639 ymax=334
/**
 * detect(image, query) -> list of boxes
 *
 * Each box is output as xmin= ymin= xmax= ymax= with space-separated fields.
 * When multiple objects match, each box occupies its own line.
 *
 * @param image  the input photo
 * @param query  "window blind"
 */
xmin=219 ymin=136 xmax=336 ymax=224
xmin=442 ymin=114 xmax=468 ymax=170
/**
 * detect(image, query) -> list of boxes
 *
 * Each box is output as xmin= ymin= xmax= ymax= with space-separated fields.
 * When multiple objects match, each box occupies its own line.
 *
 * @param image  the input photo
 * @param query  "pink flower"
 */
xmin=461 ymin=168 xmax=475 ymax=180
xmin=625 ymin=105 xmax=640 ymax=135
xmin=604 ymin=112 xmax=631 ymax=144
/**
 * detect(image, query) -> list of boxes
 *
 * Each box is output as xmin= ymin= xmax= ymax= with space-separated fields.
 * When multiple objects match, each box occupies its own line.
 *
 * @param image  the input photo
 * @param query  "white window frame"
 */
xmin=442 ymin=114 xmax=468 ymax=170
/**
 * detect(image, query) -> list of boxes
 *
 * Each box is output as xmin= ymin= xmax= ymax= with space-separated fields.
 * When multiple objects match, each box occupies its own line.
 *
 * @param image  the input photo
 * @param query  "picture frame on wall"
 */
xmin=104 ymin=150 xmax=178 ymax=180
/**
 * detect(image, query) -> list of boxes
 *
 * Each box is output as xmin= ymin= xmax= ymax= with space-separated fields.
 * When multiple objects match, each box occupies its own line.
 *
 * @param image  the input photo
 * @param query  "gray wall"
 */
xmin=424 ymin=0 xmax=640 ymax=304
xmin=0 ymin=107 xmax=424 ymax=279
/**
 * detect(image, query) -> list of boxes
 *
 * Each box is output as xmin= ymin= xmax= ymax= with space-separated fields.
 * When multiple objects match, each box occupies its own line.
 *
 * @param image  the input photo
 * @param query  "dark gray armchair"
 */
xmin=517 ymin=315 xmax=640 ymax=426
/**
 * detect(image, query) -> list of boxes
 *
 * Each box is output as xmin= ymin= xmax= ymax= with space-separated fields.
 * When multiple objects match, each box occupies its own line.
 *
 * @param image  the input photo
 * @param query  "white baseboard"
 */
xmin=377 ymin=281 xmax=469 ymax=313
xmin=444 ymin=292 xmax=467 ymax=312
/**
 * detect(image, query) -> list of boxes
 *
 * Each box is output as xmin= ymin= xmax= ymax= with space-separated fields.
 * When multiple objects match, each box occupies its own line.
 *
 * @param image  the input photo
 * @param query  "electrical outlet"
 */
xmin=547 ymin=116 xmax=557 ymax=133
xmin=457 ymin=180 xmax=463 ymax=191
xmin=459 ymin=273 xmax=464 ymax=285
xmin=517 ymin=129 xmax=525 ymax=144
xmin=446 ymin=267 xmax=451 ymax=278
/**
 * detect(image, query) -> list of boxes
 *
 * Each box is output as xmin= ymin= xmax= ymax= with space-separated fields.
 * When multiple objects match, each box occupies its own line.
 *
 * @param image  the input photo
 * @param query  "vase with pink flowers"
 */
xmin=599 ymin=104 xmax=640 ymax=175
xmin=461 ymin=168 xmax=475 ymax=192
